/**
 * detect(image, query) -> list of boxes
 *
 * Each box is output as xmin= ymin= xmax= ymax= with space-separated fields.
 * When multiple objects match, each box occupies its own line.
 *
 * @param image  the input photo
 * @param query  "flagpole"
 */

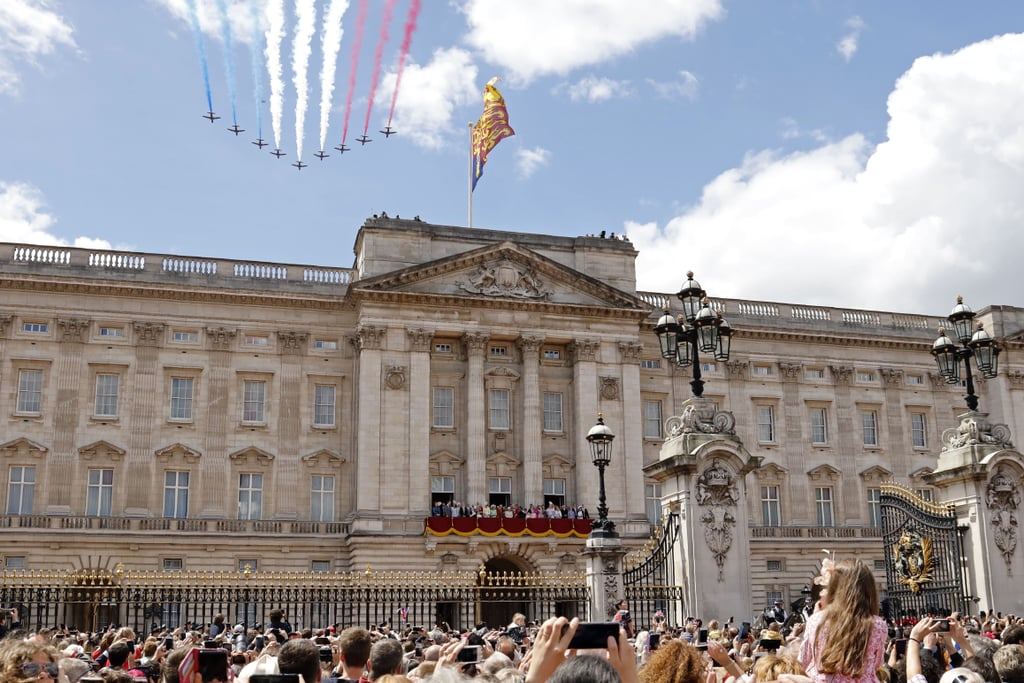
xmin=468 ymin=121 xmax=474 ymax=228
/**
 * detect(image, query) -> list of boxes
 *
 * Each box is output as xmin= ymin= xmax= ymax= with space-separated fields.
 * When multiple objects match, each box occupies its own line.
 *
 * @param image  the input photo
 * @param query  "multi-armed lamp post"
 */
xmin=653 ymin=271 xmax=733 ymax=397
xmin=930 ymin=296 xmax=1000 ymax=411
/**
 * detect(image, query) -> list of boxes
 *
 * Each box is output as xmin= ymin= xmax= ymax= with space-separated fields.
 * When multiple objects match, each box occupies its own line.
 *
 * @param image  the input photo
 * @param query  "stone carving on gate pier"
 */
xmin=666 ymin=400 xmax=736 ymax=437
xmin=941 ymin=412 xmax=1013 ymax=451
xmin=384 ymin=365 xmax=407 ymax=390
xmin=695 ymin=459 xmax=740 ymax=581
xmin=986 ymin=465 xmax=1021 ymax=573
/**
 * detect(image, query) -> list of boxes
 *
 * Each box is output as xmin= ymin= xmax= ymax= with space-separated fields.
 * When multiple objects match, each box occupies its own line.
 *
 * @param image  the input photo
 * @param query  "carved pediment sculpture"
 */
xmin=986 ymin=465 xmax=1021 ymax=572
xmin=456 ymin=260 xmax=552 ymax=300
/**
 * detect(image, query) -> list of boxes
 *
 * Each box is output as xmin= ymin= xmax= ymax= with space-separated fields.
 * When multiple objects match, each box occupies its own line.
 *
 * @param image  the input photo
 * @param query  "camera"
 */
xmin=319 ymin=646 xmax=333 ymax=663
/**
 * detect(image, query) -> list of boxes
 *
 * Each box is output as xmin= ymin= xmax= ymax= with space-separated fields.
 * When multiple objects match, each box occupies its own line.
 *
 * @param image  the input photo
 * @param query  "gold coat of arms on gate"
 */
xmin=893 ymin=529 xmax=933 ymax=593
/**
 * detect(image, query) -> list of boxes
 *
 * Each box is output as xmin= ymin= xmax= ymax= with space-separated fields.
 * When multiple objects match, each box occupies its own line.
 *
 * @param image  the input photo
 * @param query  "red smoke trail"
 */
xmin=340 ymin=0 xmax=369 ymax=145
xmin=361 ymin=0 xmax=398 ymax=137
xmin=386 ymin=0 xmax=422 ymax=128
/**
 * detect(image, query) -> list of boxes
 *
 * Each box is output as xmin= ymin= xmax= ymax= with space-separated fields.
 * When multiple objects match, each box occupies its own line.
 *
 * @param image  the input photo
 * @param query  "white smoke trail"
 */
xmin=318 ymin=0 xmax=350 ymax=153
xmin=292 ymin=0 xmax=316 ymax=161
xmin=264 ymin=0 xmax=286 ymax=150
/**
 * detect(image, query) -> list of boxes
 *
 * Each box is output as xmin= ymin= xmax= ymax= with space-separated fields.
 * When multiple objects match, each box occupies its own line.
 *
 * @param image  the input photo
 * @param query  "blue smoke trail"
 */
xmin=185 ymin=0 xmax=213 ymax=113
xmin=216 ymin=0 xmax=238 ymax=124
xmin=249 ymin=0 xmax=264 ymax=138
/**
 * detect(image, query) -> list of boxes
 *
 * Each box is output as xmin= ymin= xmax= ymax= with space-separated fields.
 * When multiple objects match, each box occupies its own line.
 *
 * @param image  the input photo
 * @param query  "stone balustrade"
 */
xmin=0 ymin=514 xmax=349 ymax=535
xmin=749 ymin=525 xmax=883 ymax=539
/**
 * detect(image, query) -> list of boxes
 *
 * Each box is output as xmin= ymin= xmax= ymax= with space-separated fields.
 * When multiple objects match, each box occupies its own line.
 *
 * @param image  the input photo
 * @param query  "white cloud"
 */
xmin=374 ymin=47 xmax=479 ymax=150
xmin=647 ymin=70 xmax=699 ymax=99
xmin=0 ymin=0 xmax=76 ymax=95
xmin=516 ymin=147 xmax=550 ymax=179
xmin=460 ymin=0 xmax=724 ymax=83
xmin=836 ymin=15 xmax=865 ymax=62
xmin=563 ymin=76 xmax=631 ymax=103
xmin=780 ymin=117 xmax=828 ymax=142
xmin=629 ymin=33 xmax=1024 ymax=314
xmin=0 ymin=181 xmax=111 ymax=249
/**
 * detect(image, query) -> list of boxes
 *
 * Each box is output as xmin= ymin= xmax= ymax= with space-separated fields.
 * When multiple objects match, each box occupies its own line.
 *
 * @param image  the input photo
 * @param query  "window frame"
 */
xmin=488 ymin=388 xmax=511 ymax=431
xmin=241 ymin=379 xmax=267 ymax=425
xmin=310 ymin=474 xmax=335 ymax=522
xmin=237 ymin=473 xmax=264 ymax=520
xmin=862 ymin=410 xmax=879 ymax=447
xmin=643 ymin=399 xmax=663 ymax=439
xmin=432 ymin=386 xmax=455 ymax=429
xmin=6 ymin=465 xmax=35 ymax=515
xmin=810 ymin=407 xmax=828 ymax=445
xmin=867 ymin=487 xmax=882 ymax=528
xmin=756 ymin=405 xmax=776 ymax=443
xmin=814 ymin=486 xmax=835 ymax=527
xmin=86 ymin=468 xmax=114 ymax=517
xmin=542 ymin=392 xmax=563 ymax=433
xmin=313 ymin=384 xmax=337 ymax=428
xmin=760 ymin=485 xmax=781 ymax=527
xmin=94 ymin=373 xmax=120 ymax=418
xmin=169 ymin=375 xmax=196 ymax=422
xmin=16 ymin=369 xmax=44 ymax=415
xmin=911 ymin=412 xmax=927 ymax=449
xmin=162 ymin=470 xmax=190 ymax=519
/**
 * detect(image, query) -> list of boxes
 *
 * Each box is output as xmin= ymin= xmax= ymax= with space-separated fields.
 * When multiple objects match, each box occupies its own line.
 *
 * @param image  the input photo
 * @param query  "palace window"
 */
xmin=644 ymin=400 xmax=663 ymax=439
xmin=99 ymin=326 xmax=124 ymax=338
xmin=757 ymin=405 xmax=775 ymax=443
xmin=488 ymin=477 xmax=511 ymax=506
xmin=310 ymin=475 xmax=335 ymax=522
xmin=645 ymin=483 xmax=662 ymax=526
xmin=170 ymin=377 xmax=194 ymax=421
xmin=815 ymin=487 xmax=835 ymax=527
xmin=810 ymin=408 xmax=828 ymax=445
xmin=432 ymin=387 xmax=454 ymax=428
xmin=544 ymin=478 xmax=566 ymax=508
xmin=911 ymin=413 xmax=927 ymax=448
xmin=242 ymin=380 xmax=266 ymax=424
xmin=543 ymin=393 xmax=563 ymax=432
xmin=6 ymin=466 xmax=35 ymax=515
xmin=640 ymin=359 xmax=662 ymax=370
xmin=173 ymin=330 xmax=199 ymax=344
xmin=87 ymin=469 xmax=114 ymax=517
xmin=94 ymin=374 xmax=120 ymax=417
xmin=806 ymin=368 xmax=826 ymax=380
xmin=313 ymin=385 xmax=336 ymax=427
xmin=244 ymin=334 xmax=269 ymax=347
xmin=238 ymin=473 xmax=263 ymax=520
xmin=16 ymin=370 xmax=43 ymax=414
xmin=23 ymin=322 xmax=47 ymax=333
xmin=163 ymin=471 xmax=190 ymax=519
xmin=431 ymin=476 xmax=455 ymax=505
xmin=489 ymin=389 xmax=510 ymax=430
xmin=867 ymin=488 xmax=882 ymax=528
xmin=314 ymin=339 xmax=338 ymax=350
xmin=761 ymin=486 xmax=781 ymax=527
xmin=862 ymin=411 xmax=879 ymax=446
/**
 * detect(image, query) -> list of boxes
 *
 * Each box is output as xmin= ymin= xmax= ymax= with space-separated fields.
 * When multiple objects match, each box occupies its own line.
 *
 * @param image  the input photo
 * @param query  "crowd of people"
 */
xmin=429 ymin=502 xmax=590 ymax=520
xmin=1 ymin=561 xmax=1022 ymax=683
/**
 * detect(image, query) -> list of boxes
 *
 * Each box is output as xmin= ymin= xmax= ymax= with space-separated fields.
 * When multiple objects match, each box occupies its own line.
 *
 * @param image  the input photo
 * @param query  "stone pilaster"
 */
xmin=354 ymin=325 xmax=385 ymax=515
xmin=618 ymin=342 xmax=646 ymax=520
xmin=829 ymin=365 xmax=858 ymax=524
xmin=407 ymin=329 xmax=433 ymax=516
xmin=47 ymin=318 xmax=90 ymax=512
xmin=275 ymin=331 xmax=306 ymax=519
xmin=582 ymin=536 xmax=626 ymax=621
xmin=517 ymin=335 xmax=544 ymax=506
xmin=201 ymin=327 xmax=235 ymax=517
xmin=570 ymin=340 xmax=600 ymax=512
xmin=464 ymin=332 xmax=489 ymax=506
xmin=880 ymin=367 xmax=908 ymax=489
xmin=124 ymin=322 xmax=164 ymax=514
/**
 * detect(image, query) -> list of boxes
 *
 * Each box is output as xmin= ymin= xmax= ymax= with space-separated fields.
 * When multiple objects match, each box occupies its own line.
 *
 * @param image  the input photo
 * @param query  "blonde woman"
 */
xmin=797 ymin=559 xmax=887 ymax=683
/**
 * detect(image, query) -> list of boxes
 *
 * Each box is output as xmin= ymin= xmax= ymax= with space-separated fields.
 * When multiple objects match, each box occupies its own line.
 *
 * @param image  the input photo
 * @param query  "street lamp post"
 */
xmin=586 ymin=414 xmax=616 ymax=539
xmin=654 ymin=271 xmax=733 ymax=397
xmin=930 ymin=296 xmax=1000 ymax=411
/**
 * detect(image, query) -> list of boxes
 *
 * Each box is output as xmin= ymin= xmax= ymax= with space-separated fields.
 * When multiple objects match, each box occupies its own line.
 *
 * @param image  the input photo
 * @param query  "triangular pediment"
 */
xmin=302 ymin=449 xmax=346 ymax=467
xmin=486 ymin=452 xmax=520 ymax=474
xmin=0 ymin=438 xmax=48 ymax=458
xmin=909 ymin=466 xmax=934 ymax=481
xmin=543 ymin=454 xmax=574 ymax=478
xmin=79 ymin=440 xmax=126 ymax=462
xmin=859 ymin=465 xmax=893 ymax=483
xmin=155 ymin=443 xmax=203 ymax=464
xmin=229 ymin=446 xmax=275 ymax=466
xmin=352 ymin=241 xmax=650 ymax=314
xmin=754 ymin=462 xmax=788 ymax=481
xmin=806 ymin=463 xmax=841 ymax=482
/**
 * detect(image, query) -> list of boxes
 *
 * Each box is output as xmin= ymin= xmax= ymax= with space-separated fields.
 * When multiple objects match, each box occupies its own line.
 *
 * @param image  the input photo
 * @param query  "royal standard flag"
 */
xmin=472 ymin=77 xmax=515 ymax=191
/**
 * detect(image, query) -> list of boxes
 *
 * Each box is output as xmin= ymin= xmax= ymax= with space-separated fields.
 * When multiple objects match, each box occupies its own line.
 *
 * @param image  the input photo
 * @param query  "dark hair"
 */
xmin=1004 ymin=625 xmax=1024 ymax=646
xmin=108 ymin=641 xmax=132 ymax=668
xmin=368 ymin=639 xmax=404 ymax=680
xmin=278 ymin=639 xmax=321 ymax=683
xmin=549 ymin=655 xmax=621 ymax=683
xmin=162 ymin=646 xmax=188 ymax=683
xmin=269 ymin=610 xmax=285 ymax=622
xmin=962 ymin=654 xmax=999 ymax=683
xmin=339 ymin=627 xmax=373 ymax=668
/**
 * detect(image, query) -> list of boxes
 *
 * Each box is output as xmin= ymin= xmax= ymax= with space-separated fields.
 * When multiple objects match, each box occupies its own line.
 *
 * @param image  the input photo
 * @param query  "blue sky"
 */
xmin=2 ymin=1 xmax=1023 ymax=313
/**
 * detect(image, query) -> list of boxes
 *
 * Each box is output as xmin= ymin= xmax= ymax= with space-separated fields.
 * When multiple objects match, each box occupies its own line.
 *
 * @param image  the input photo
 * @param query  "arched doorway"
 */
xmin=479 ymin=556 xmax=531 ymax=630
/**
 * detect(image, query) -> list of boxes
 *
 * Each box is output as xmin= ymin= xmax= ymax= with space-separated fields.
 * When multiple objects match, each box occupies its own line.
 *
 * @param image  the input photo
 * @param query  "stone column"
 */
xmin=619 ymin=342 xmax=646 ymax=520
xmin=464 ymin=332 xmax=489 ymax=506
xmin=880 ymin=367 xmax=909 ymax=482
xmin=353 ymin=325 xmax=386 ymax=515
xmin=408 ymin=328 xmax=433 ymax=516
xmin=518 ymin=335 xmax=544 ymax=506
xmin=582 ymin=535 xmax=627 ymax=621
xmin=275 ymin=331 xmax=307 ymax=519
xmin=571 ymin=341 xmax=600 ymax=514
xmin=47 ymin=318 xmax=90 ymax=513
xmin=124 ymin=322 xmax=164 ymax=515
xmin=201 ymin=327 xmax=235 ymax=517
xmin=925 ymin=412 xmax=1024 ymax=614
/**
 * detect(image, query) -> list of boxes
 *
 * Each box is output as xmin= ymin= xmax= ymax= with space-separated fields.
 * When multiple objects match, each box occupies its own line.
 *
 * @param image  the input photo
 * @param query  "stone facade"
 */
xmin=0 ymin=218 xmax=1022 ymax=618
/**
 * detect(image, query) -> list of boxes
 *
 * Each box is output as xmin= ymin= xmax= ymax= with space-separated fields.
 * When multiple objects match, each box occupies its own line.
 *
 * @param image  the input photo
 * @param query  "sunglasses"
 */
xmin=22 ymin=662 xmax=60 ymax=678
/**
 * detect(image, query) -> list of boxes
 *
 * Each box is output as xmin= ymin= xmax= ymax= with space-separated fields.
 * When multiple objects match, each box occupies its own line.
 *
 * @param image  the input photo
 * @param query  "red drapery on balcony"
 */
xmin=424 ymin=516 xmax=592 ymax=538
